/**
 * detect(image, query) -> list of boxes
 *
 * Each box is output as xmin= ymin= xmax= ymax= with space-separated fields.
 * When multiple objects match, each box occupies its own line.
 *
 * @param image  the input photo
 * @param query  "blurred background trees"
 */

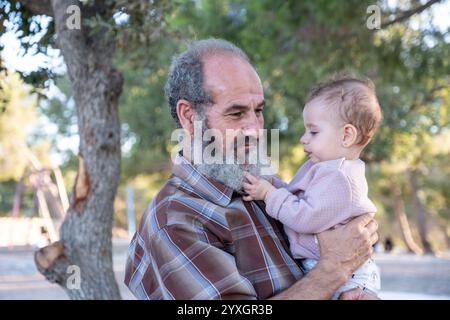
xmin=115 ymin=0 xmax=449 ymax=254
xmin=1 ymin=0 xmax=449 ymax=298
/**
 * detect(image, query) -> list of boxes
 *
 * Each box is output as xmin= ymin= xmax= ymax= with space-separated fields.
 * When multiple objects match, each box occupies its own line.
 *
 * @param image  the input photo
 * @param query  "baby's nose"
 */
xmin=300 ymin=134 xmax=307 ymax=144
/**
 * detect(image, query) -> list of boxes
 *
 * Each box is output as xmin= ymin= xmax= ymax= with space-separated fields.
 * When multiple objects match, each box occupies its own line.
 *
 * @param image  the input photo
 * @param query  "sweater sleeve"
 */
xmin=270 ymin=175 xmax=288 ymax=189
xmin=265 ymin=167 xmax=354 ymax=234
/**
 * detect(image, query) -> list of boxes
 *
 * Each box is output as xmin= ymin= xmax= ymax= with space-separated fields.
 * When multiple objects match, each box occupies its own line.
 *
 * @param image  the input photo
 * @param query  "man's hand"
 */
xmin=270 ymin=213 xmax=378 ymax=300
xmin=339 ymin=288 xmax=379 ymax=300
xmin=317 ymin=213 xmax=378 ymax=280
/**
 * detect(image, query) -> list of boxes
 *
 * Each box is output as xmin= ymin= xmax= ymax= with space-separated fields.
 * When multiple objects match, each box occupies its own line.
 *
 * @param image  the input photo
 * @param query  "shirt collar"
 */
xmin=172 ymin=153 xmax=235 ymax=207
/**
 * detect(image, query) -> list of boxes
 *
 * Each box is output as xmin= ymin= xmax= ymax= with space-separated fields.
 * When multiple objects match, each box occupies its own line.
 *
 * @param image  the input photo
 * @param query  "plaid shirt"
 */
xmin=124 ymin=154 xmax=303 ymax=300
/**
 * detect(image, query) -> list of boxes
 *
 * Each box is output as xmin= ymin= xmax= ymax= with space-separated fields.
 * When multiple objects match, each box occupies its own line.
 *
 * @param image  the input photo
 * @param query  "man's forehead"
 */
xmin=202 ymin=54 xmax=262 ymax=91
xmin=202 ymin=52 xmax=250 ymax=73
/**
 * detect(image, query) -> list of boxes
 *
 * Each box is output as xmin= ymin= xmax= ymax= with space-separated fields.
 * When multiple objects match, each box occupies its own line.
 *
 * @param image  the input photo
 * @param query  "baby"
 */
xmin=242 ymin=73 xmax=383 ymax=299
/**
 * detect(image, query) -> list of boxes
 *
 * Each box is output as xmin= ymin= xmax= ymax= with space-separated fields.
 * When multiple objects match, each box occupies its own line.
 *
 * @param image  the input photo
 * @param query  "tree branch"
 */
xmin=381 ymin=0 xmax=443 ymax=28
xmin=16 ymin=0 xmax=54 ymax=16
xmin=34 ymin=241 xmax=70 ymax=285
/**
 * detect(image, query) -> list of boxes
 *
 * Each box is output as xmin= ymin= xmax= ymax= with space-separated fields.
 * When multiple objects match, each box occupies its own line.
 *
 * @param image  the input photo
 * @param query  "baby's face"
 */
xmin=300 ymin=97 xmax=349 ymax=163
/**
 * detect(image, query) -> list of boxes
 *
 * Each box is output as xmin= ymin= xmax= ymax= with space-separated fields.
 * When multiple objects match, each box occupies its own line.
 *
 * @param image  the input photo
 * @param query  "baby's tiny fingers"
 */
xmin=242 ymin=182 xmax=252 ymax=190
xmin=244 ymin=172 xmax=259 ymax=183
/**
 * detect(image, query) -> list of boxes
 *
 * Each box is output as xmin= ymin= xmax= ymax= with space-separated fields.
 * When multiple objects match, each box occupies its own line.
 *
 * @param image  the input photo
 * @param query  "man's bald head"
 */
xmin=165 ymin=38 xmax=255 ymax=128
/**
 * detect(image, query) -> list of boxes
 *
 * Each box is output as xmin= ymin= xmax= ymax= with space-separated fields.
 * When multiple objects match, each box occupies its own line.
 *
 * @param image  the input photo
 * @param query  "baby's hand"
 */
xmin=242 ymin=172 xmax=276 ymax=202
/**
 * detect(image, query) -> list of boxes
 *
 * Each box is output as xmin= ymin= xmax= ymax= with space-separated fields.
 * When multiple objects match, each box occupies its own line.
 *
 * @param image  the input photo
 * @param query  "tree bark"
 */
xmin=408 ymin=170 xmax=434 ymax=254
xmin=27 ymin=0 xmax=123 ymax=299
xmin=392 ymin=181 xmax=423 ymax=255
xmin=443 ymin=226 xmax=450 ymax=250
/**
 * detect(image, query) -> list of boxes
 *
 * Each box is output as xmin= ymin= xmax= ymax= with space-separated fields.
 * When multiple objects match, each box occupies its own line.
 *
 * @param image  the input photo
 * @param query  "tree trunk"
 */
xmin=444 ymin=226 xmax=450 ymax=250
xmin=408 ymin=170 xmax=434 ymax=254
xmin=11 ymin=177 xmax=24 ymax=217
xmin=392 ymin=181 xmax=423 ymax=255
xmin=30 ymin=0 xmax=123 ymax=299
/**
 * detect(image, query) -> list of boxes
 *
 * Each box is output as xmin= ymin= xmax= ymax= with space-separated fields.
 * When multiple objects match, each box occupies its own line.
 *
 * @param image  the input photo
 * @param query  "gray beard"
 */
xmin=195 ymin=162 xmax=262 ymax=192
xmin=192 ymin=117 xmax=263 ymax=192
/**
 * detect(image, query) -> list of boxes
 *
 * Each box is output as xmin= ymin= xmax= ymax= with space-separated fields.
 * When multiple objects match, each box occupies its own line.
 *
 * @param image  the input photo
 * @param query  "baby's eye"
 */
xmin=310 ymin=131 xmax=318 ymax=135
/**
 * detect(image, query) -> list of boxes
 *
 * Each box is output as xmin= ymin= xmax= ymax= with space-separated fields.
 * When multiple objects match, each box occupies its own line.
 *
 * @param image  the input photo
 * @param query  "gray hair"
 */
xmin=164 ymin=38 xmax=251 ymax=127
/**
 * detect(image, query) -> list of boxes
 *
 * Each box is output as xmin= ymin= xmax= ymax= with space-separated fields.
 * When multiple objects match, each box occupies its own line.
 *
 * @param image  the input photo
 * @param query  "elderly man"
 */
xmin=124 ymin=38 xmax=378 ymax=300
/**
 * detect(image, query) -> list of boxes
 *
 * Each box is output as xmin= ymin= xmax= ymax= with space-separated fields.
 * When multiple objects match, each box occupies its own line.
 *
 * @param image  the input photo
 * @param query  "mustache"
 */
xmin=234 ymin=136 xmax=259 ymax=147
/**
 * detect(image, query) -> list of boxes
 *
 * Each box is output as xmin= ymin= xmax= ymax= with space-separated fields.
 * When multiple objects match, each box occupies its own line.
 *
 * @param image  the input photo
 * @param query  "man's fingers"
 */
xmin=359 ymin=290 xmax=380 ymax=300
xmin=242 ymin=195 xmax=253 ymax=202
xmin=370 ymin=232 xmax=379 ymax=246
xmin=339 ymin=288 xmax=363 ymax=300
xmin=340 ymin=288 xmax=378 ymax=300
xmin=366 ymin=219 xmax=378 ymax=236
xmin=353 ymin=213 xmax=375 ymax=230
xmin=347 ymin=214 xmax=379 ymax=247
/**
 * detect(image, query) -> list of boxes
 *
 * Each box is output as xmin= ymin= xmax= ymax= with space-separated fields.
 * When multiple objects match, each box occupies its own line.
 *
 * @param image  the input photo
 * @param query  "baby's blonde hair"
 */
xmin=307 ymin=72 xmax=383 ymax=146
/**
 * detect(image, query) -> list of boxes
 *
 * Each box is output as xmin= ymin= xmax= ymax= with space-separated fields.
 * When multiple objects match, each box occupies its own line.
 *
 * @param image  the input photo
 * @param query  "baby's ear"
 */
xmin=342 ymin=124 xmax=358 ymax=147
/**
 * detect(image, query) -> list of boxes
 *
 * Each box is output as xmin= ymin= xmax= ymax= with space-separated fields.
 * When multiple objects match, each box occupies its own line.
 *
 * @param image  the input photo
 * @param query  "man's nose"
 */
xmin=242 ymin=113 xmax=263 ymax=137
xmin=241 ymin=127 xmax=261 ymax=140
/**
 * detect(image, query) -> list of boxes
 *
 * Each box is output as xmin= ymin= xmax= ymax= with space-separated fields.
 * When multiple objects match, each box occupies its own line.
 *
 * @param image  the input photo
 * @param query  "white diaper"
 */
xmin=301 ymin=257 xmax=381 ymax=299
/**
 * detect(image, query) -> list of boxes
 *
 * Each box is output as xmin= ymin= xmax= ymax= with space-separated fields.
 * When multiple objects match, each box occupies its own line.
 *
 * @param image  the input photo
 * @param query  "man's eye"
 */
xmin=256 ymin=109 xmax=263 ymax=114
xmin=229 ymin=112 xmax=243 ymax=118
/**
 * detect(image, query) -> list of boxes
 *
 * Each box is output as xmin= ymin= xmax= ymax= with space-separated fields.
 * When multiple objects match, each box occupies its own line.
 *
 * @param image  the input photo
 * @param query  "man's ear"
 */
xmin=176 ymin=99 xmax=195 ymax=135
xmin=342 ymin=124 xmax=358 ymax=148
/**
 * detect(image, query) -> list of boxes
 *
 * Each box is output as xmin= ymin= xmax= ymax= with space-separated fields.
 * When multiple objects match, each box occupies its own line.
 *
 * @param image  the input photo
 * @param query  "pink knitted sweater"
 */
xmin=267 ymin=158 xmax=377 ymax=260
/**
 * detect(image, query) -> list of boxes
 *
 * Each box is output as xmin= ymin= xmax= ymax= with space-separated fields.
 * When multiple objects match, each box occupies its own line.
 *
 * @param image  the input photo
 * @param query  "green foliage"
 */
xmin=158 ymin=0 xmax=450 ymax=164
xmin=1 ymin=0 xmax=448 ymax=248
xmin=0 ymin=1 xmax=56 ymax=88
xmin=114 ymin=0 xmax=450 ymax=248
